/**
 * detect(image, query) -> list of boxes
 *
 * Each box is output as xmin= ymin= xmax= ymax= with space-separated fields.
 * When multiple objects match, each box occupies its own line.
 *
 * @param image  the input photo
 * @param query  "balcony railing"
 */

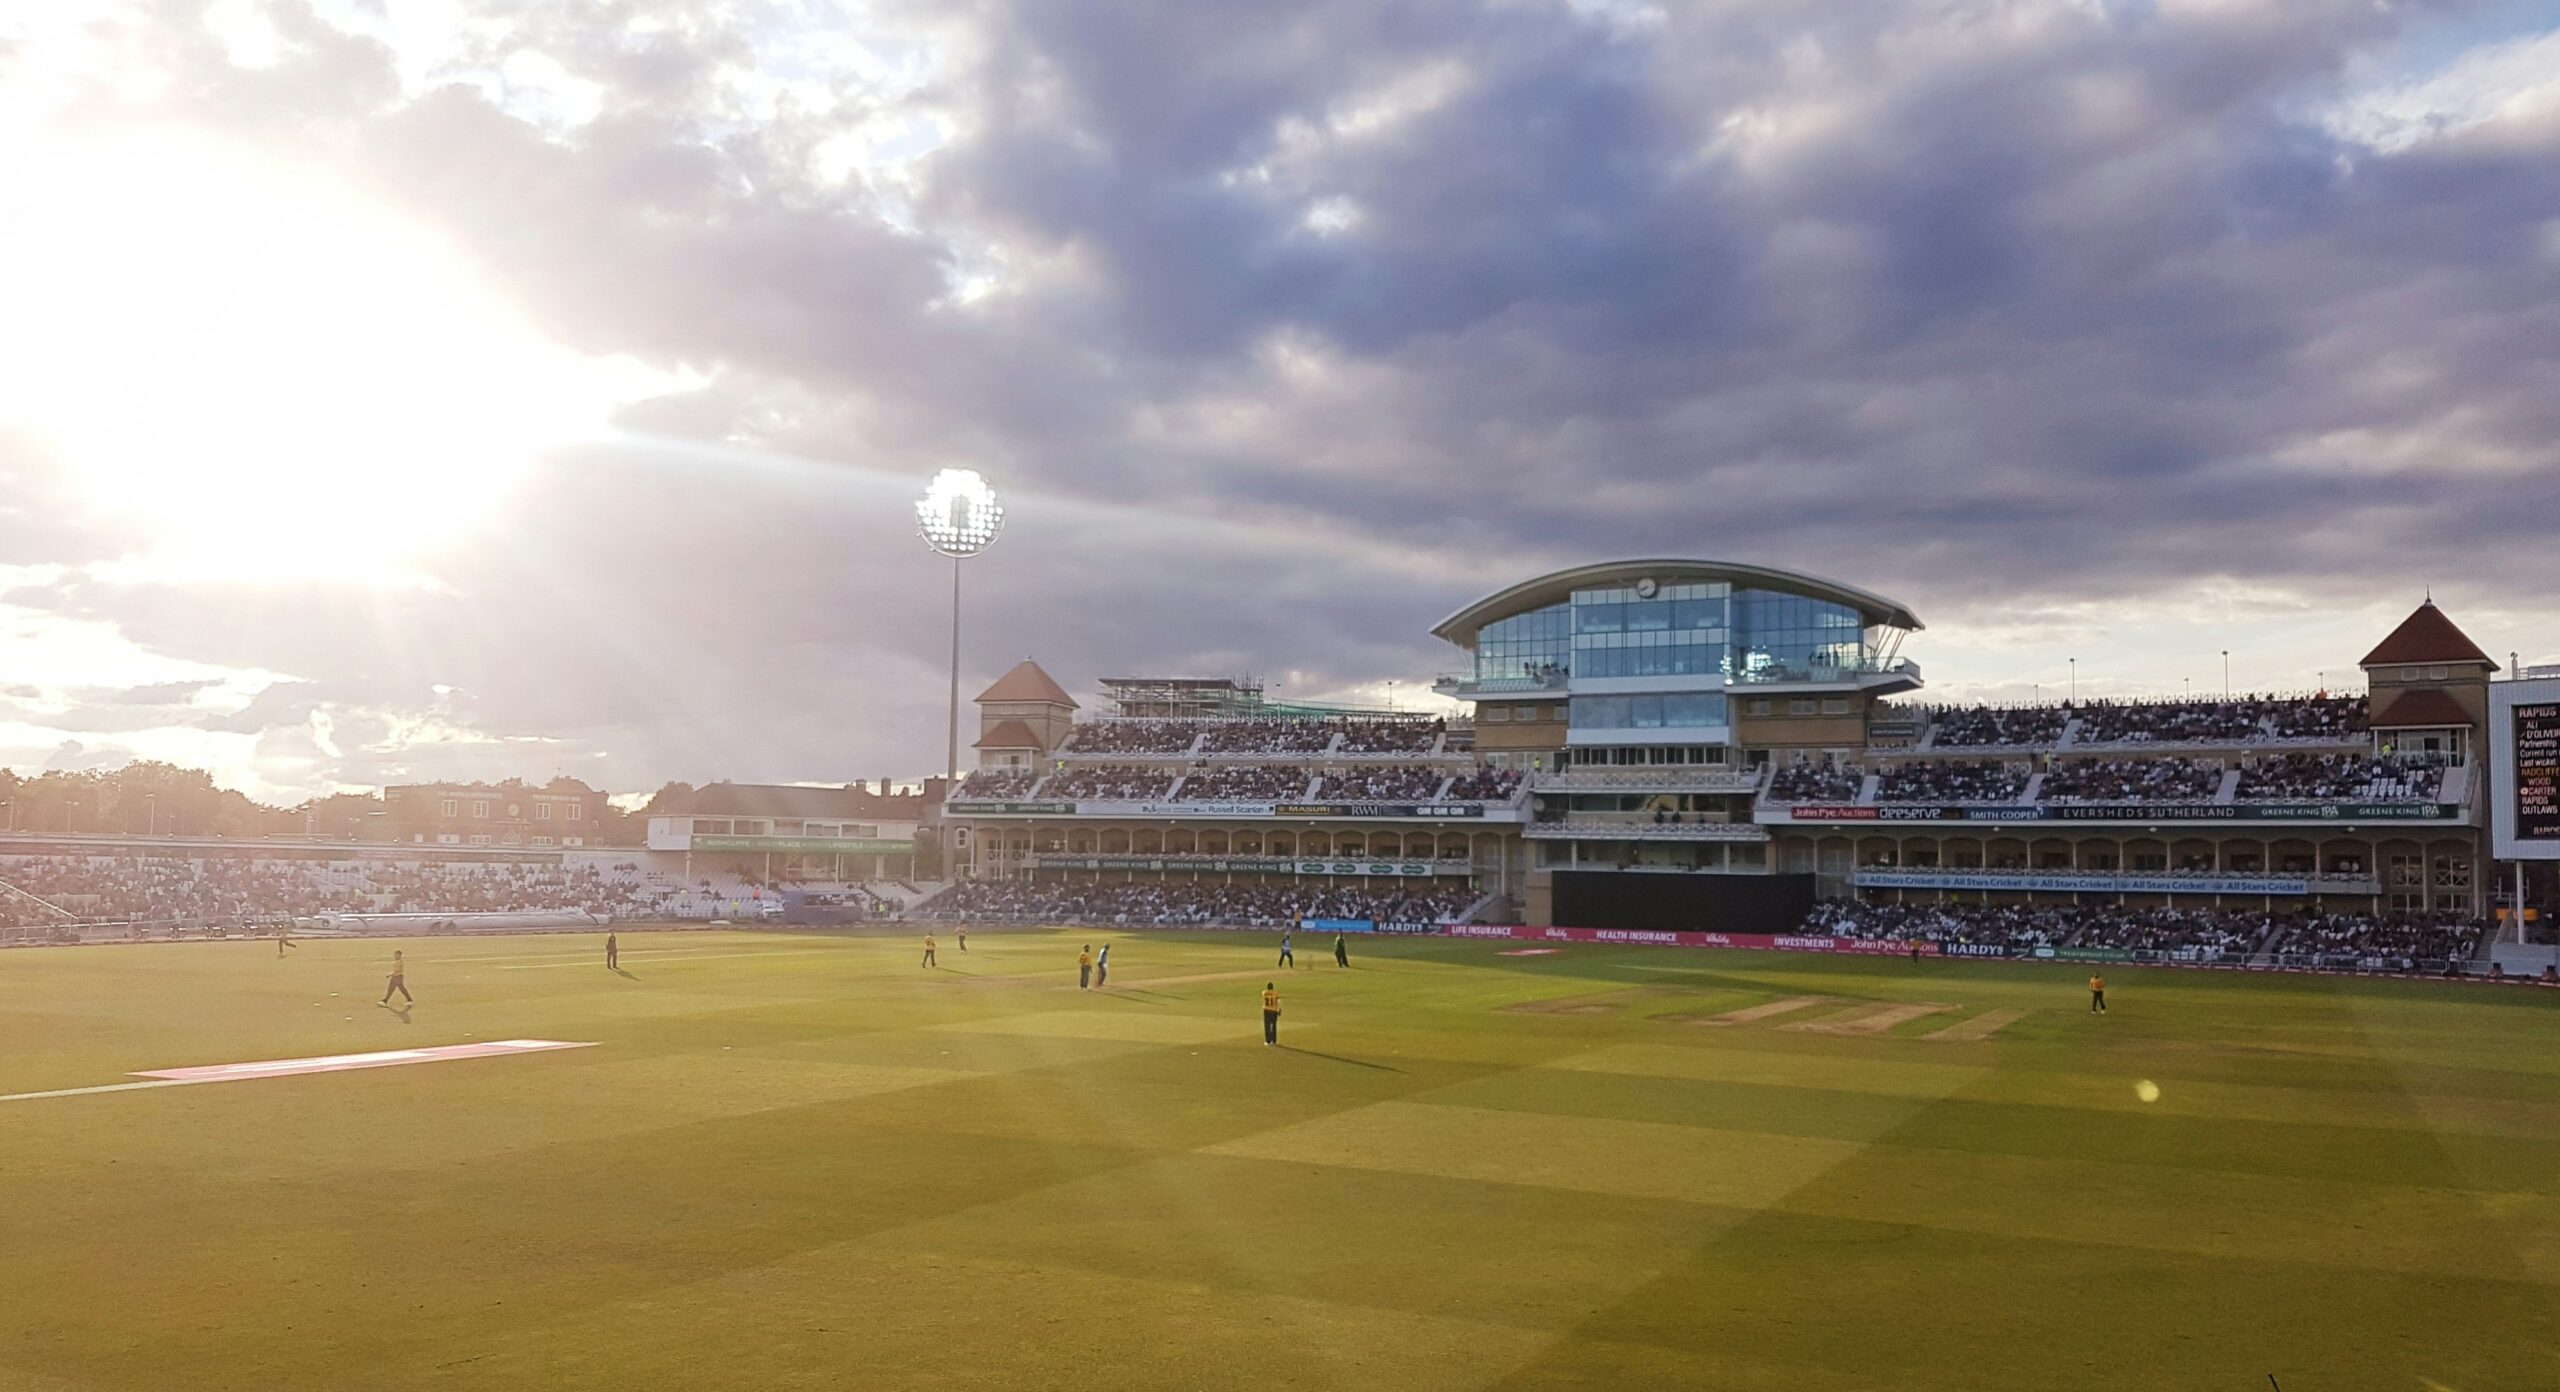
xmin=1533 ymin=768 xmax=1765 ymax=793
xmin=1434 ymin=669 xmax=1569 ymax=695
xmin=1729 ymin=656 xmax=1923 ymax=686
xmin=1525 ymin=815 xmax=1770 ymax=842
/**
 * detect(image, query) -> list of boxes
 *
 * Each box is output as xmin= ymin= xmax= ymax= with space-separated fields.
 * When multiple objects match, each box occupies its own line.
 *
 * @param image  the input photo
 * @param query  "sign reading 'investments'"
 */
xmin=2517 ymin=702 xmax=2560 ymax=843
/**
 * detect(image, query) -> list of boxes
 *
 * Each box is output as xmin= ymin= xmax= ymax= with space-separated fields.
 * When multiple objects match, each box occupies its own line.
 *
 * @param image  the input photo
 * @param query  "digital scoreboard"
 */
xmin=2491 ymin=677 xmax=2560 ymax=860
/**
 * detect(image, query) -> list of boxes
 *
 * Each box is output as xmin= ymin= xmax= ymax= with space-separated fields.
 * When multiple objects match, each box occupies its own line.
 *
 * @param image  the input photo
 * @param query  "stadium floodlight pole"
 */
xmin=916 ymin=468 xmax=1007 ymax=795
xmin=2069 ymin=657 xmax=2077 ymax=705
xmin=2222 ymin=649 xmax=2230 ymax=699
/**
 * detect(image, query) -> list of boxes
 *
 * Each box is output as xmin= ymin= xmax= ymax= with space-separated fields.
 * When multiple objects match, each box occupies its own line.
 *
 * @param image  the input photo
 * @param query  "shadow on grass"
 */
xmin=611 ymin=967 xmax=639 ymax=979
xmin=1105 ymin=987 xmax=1183 ymax=1004
xmin=1282 ymin=1046 xmax=1401 ymax=1073
xmin=378 ymin=1003 xmax=414 ymax=1024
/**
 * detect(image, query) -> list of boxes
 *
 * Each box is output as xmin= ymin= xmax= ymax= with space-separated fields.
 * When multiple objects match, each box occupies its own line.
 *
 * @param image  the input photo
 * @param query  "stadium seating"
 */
xmin=1174 ymin=765 xmax=1312 ymax=801
xmin=1058 ymin=717 xmax=1447 ymax=758
xmin=920 ymin=879 xmax=1476 ymax=927
xmin=1801 ymin=900 xmax=2072 ymax=950
xmin=0 ymin=853 xmax=655 ymax=932
xmin=1803 ymin=899 xmax=2482 ymax=964
xmin=2264 ymin=910 xmax=2480 ymax=962
xmin=1766 ymin=764 xmax=1860 ymax=802
xmin=2234 ymin=752 xmax=2445 ymax=802
xmin=1041 ymin=766 xmax=1179 ymax=800
xmin=1875 ymin=760 xmax=2026 ymax=804
xmin=2070 ymin=694 xmax=2370 ymax=746
xmin=956 ymin=767 xmax=1043 ymax=798
xmin=1928 ymin=705 xmax=2068 ymax=747
xmin=1058 ymin=721 xmax=1201 ymax=755
xmin=1440 ymin=767 xmax=1524 ymax=802
xmin=1334 ymin=719 xmax=1445 ymax=754
xmin=1199 ymin=721 xmax=1334 ymax=754
xmin=2038 ymin=757 xmax=2222 ymax=802
xmin=1314 ymin=766 xmax=1447 ymax=801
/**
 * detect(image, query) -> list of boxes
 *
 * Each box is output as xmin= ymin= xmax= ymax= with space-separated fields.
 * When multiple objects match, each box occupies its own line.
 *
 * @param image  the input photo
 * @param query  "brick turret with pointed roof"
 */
xmin=971 ymin=660 xmax=1077 ymax=771
xmin=2360 ymin=599 xmax=2497 ymax=746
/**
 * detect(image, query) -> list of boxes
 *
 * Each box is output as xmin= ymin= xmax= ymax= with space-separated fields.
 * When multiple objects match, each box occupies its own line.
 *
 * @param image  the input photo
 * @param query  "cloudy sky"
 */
xmin=2 ymin=0 xmax=2556 ymax=804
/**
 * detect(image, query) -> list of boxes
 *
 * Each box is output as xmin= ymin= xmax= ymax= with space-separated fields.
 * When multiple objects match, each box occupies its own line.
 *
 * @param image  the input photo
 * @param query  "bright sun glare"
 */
xmin=0 ymin=133 xmax=666 ymax=583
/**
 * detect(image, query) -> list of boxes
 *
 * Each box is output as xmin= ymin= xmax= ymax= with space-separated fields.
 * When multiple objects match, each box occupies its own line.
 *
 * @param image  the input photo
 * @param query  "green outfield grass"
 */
xmin=1 ymin=928 xmax=2555 ymax=1391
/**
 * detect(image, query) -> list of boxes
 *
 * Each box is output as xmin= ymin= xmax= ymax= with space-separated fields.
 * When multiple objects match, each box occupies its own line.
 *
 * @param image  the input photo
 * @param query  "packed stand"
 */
xmin=922 ymin=878 xmax=1476 ymax=927
xmin=2264 ymin=910 xmax=2481 ymax=966
xmin=2039 ymin=758 xmax=2222 ymax=803
xmin=2072 ymin=694 xmax=2369 ymax=747
xmin=0 ymin=853 xmax=652 ymax=932
xmin=366 ymin=862 xmax=641 ymax=916
xmin=1333 ymin=719 xmax=1445 ymax=754
xmin=2235 ymin=752 xmax=2445 ymax=802
xmin=1804 ymin=900 xmax=2485 ymax=967
xmin=1041 ymin=766 xmax=1179 ymax=801
xmin=1875 ymin=761 xmax=2027 ymax=804
xmin=2066 ymin=907 xmax=2267 ymax=956
xmin=1441 ymin=767 xmax=1524 ymax=802
xmin=1766 ymin=763 xmax=1860 ymax=802
xmin=1175 ymin=765 xmax=1312 ymax=801
xmin=1199 ymin=720 xmax=1336 ymax=755
xmin=1801 ymin=900 xmax=2074 ymax=951
xmin=2266 ymin=695 xmax=2367 ymax=740
xmin=1929 ymin=705 xmax=2068 ymax=748
xmin=1058 ymin=721 xmax=1200 ymax=755
xmin=1314 ymin=766 xmax=1448 ymax=802
xmin=955 ymin=767 xmax=1044 ymax=798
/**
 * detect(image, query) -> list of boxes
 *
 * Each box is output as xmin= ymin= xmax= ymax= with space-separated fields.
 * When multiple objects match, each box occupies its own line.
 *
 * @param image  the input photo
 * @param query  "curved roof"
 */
xmin=1430 ymin=558 xmax=1924 ymax=647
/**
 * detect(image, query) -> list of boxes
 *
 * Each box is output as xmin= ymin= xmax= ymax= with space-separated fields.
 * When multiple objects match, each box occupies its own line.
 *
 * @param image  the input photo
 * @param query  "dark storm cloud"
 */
xmin=13 ymin=0 xmax=2559 ymax=793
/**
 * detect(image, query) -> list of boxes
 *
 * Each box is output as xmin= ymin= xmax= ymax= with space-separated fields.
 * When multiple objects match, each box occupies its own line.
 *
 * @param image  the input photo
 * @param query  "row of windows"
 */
xmin=436 ymin=799 xmax=587 ymax=820
xmin=1572 ymin=582 xmax=1729 ymax=603
xmin=1473 ymin=587 xmax=1882 ymax=684
xmin=1742 ymin=697 xmax=1852 ymax=717
xmin=686 ymin=818 xmax=881 ymax=837
xmin=1574 ymin=598 xmax=1727 ymax=635
xmin=1482 ymin=694 xmax=1852 ymax=728
xmin=1575 ymin=642 xmax=1725 ymax=678
xmin=1572 ymin=693 xmax=1730 ymax=729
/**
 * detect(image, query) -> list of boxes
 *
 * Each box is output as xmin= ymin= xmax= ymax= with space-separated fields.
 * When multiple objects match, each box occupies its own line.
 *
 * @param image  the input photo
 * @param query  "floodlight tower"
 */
xmin=916 ymin=468 xmax=1007 ymax=792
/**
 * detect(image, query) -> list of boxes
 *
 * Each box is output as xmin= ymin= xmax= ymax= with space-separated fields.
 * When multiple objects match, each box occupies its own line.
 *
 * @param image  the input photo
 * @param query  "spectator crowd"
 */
xmin=1876 ymin=760 xmax=2027 ymax=804
xmin=1041 ymin=766 xmax=1179 ymax=801
xmin=1766 ymin=763 xmax=1861 ymax=802
xmin=922 ymin=879 xmax=1476 ymax=928
xmin=1914 ymin=695 xmax=2376 ymax=750
xmin=1175 ymin=765 xmax=1313 ymax=802
xmin=2038 ymin=758 xmax=2222 ymax=803
xmin=955 ymin=767 xmax=1044 ymax=799
xmin=1316 ymin=766 xmax=1448 ymax=802
xmin=1929 ymin=705 xmax=2069 ymax=747
xmin=0 ymin=854 xmax=652 ymax=934
xmin=1441 ymin=768 xmax=1524 ymax=802
xmin=2235 ymin=753 xmax=2446 ymax=802
xmin=1800 ymin=899 xmax=2483 ymax=967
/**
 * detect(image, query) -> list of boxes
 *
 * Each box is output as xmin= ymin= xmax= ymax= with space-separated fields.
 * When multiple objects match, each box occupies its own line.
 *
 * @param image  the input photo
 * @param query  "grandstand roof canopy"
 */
xmin=657 ymin=783 xmax=921 ymax=819
xmin=2372 ymin=689 xmax=2474 ymax=729
xmin=2360 ymin=601 xmax=2496 ymax=670
xmin=1430 ymin=557 xmax=1924 ymax=647
xmin=974 ymin=719 xmax=1044 ymax=750
xmin=977 ymin=659 xmax=1078 ymax=707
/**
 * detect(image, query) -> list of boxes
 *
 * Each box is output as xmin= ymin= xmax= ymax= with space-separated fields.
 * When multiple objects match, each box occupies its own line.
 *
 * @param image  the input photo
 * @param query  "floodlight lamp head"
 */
xmin=916 ymin=468 xmax=1005 ymax=558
